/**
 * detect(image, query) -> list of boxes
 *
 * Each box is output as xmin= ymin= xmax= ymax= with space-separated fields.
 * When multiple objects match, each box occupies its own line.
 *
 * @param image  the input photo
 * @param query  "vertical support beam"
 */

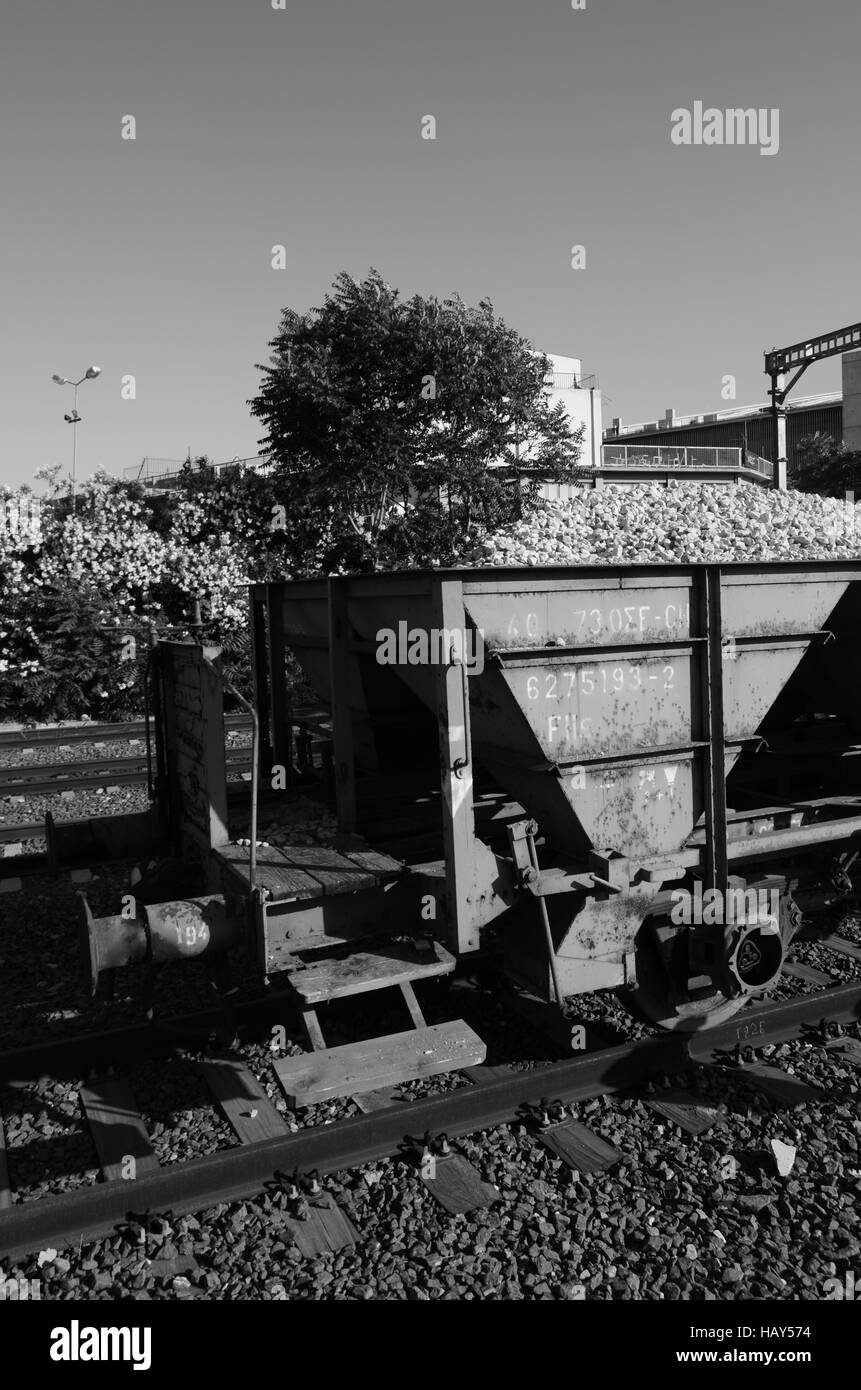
xmin=434 ymin=578 xmax=481 ymax=955
xmin=698 ymin=568 xmax=728 ymax=906
xmin=149 ymin=643 xmax=170 ymax=833
xmin=328 ymin=577 xmax=357 ymax=836
xmin=266 ymin=585 xmax=293 ymax=782
xmin=158 ymin=642 xmax=229 ymax=867
xmin=250 ymin=591 xmax=275 ymax=784
xmin=770 ymin=373 xmax=788 ymax=490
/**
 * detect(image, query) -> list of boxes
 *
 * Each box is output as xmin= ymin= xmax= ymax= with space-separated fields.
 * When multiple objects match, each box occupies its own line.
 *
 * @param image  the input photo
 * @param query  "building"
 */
xmin=604 ymin=347 xmax=861 ymax=477
xmin=605 ymin=390 xmax=842 ymax=477
xmin=539 ymin=353 xmax=603 ymax=470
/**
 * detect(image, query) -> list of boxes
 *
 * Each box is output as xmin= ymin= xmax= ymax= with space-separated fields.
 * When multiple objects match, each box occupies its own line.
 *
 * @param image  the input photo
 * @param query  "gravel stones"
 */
xmin=461 ymin=482 xmax=861 ymax=568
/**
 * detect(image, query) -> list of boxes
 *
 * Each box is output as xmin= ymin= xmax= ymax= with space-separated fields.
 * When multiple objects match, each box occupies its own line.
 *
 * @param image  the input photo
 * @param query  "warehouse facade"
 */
xmin=604 ymin=391 xmax=842 ymax=479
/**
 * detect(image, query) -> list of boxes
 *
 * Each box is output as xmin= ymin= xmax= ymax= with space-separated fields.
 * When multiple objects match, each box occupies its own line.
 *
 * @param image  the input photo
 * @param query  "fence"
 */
xmin=123 ymin=457 xmax=269 ymax=490
xmin=600 ymin=444 xmax=749 ymax=471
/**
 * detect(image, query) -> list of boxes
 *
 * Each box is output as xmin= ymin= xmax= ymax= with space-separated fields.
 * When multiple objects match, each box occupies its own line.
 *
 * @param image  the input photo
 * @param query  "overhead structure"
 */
xmin=766 ymin=321 xmax=861 ymax=489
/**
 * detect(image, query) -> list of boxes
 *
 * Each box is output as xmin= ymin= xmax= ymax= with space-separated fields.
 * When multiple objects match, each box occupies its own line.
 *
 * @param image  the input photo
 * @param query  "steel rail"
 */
xmin=0 ymin=714 xmax=252 ymax=749
xmin=1 ymin=981 xmax=859 ymax=1263
xmin=0 ymin=704 xmax=330 ymax=750
xmin=0 ymin=754 xmax=252 ymax=799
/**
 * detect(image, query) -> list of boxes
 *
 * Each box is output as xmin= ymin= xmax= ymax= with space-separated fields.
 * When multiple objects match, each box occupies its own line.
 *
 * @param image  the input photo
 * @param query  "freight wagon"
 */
xmin=82 ymin=559 xmax=861 ymax=1094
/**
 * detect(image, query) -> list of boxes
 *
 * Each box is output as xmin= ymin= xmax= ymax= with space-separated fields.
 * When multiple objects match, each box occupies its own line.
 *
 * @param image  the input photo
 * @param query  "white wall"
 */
xmin=539 ymin=352 xmax=601 ymax=468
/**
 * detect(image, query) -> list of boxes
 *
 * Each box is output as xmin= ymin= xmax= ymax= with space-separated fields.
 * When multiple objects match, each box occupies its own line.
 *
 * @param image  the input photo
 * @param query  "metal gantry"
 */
xmin=765 ymin=321 xmax=861 ymax=488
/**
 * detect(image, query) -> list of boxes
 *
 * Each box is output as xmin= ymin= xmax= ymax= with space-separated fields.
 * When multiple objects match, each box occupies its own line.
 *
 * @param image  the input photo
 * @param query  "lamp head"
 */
xmin=51 ymin=374 xmax=67 ymax=385
xmin=85 ymin=366 xmax=101 ymax=379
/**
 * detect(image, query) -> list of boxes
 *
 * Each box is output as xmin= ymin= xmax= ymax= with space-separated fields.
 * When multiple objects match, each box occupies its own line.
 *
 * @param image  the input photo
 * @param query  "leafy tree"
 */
xmin=793 ymin=433 xmax=861 ymax=496
xmin=249 ymin=269 xmax=584 ymax=571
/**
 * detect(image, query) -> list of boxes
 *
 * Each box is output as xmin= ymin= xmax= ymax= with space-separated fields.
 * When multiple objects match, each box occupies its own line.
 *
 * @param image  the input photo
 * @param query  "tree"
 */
xmin=249 ymin=269 xmax=584 ymax=570
xmin=793 ymin=433 xmax=861 ymax=496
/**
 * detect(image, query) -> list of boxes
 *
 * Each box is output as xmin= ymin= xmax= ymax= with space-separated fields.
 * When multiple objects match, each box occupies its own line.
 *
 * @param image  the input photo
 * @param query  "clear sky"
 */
xmin=1 ymin=0 xmax=858 ymax=490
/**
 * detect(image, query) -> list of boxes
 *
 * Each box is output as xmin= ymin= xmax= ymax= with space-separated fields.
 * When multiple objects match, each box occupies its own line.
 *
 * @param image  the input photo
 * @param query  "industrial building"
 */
xmin=606 ymin=344 xmax=861 ymax=481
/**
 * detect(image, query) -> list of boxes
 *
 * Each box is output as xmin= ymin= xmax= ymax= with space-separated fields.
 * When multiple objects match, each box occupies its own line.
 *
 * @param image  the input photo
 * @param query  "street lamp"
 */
xmin=51 ymin=366 xmax=101 ymax=504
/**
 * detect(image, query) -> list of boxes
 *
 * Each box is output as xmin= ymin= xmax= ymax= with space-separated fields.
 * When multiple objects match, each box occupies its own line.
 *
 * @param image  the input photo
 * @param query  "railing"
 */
xmin=599 ymin=444 xmax=770 ymax=474
xmin=547 ymin=373 xmax=599 ymax=392
xmin=124 ymin=456 xmax=268 ymax=489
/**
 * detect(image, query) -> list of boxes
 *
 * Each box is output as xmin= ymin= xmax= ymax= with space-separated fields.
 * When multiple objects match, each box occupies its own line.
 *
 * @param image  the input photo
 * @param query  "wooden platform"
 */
xmin=290 ymin=940 xmax=455 ymax=1005
xmin=273 ymin=1021 xmax=486 ymax=1107
xmin=214 ymin=843 xmax=403 ymax=902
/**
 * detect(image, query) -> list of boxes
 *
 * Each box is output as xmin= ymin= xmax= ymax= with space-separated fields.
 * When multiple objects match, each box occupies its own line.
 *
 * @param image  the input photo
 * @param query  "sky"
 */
xmin=1 ymin=0 xmax=859 ymax=490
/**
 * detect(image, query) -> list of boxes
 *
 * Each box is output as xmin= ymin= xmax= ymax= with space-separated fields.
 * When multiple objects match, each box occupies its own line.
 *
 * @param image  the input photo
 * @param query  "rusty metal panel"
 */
xmin=499 ymin=649 xmax=693 ymax=760
xmin=569 ymin=756 xmax=695 ymax=860
xmin=720 ymin=572 xmax=854 ymax=638
xmin=466 ymin=579 xmax=692 ymax=650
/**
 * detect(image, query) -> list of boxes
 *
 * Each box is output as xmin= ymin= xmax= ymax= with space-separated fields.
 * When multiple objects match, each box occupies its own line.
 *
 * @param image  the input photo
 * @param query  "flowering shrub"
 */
xmin=0 ymin=471 xmax=295 ymax=721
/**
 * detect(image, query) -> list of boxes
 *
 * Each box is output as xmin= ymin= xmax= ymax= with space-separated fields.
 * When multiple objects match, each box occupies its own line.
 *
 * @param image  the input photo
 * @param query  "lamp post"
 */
xmin=51 ymin=366 xmax=101 ymax=505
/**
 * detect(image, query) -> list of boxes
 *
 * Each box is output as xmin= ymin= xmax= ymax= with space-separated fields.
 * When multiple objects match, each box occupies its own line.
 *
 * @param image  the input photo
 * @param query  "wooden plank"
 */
xmin=279 ymin=845 xmax=376 ymax=896
xmin=342 ymin=849 xmax=404 ymax=878
xmin=273 ymin=1021 xmax=486 ymax=1107
xmin=536 ymin=1120 xmax=621 ymax=1173
xmin=421 ymin=1153 xmax=499 ymax=1214
xmin=199 ymin=1056 xmax=289 ymax=1144
xmin=352 ymin=1087 xmax=408 ymax=1113
xmin=214 ymin=844 xmax=322 ymax=901
xmin=79 ymin=1078 xmax=159 ymax=1183
xmin=282 ymin=1192 xmax=358 ymax=1257
xmin=300 ymin=1007 xmax=327 ymax=1052
xmin=290 ymin=940 xmax=455 ymax=1005
xmin=783 ymin=960 xmax=835 ymax=986
xmin=399 ymin=980 xmax=426 ymax=1029
xmin=0 ymin=1104 xmax=11 ymax=1209
xmin=818 ymin=934 xmax=861 ymax=964
xmin=647 ymin=1090 xmax=726 ymax=1136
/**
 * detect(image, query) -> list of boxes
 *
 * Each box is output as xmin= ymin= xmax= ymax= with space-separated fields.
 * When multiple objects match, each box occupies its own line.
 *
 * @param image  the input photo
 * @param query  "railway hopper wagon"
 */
xmin=83 ymin=560 xmax=861 ymax=1094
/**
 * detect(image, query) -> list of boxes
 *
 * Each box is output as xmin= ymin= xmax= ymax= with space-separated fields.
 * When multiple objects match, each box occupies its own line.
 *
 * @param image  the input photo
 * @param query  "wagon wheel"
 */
xmin=616 ymin=905 xmax=748 ymax=1033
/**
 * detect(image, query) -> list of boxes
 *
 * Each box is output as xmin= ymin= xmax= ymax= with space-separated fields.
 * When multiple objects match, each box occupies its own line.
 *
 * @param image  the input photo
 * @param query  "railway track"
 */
xmin=1 ymin=954 xmax=858 ymax=1267
xmin=0 ymin=714 xmax=253 ymax=750
xmin=0 ymin=702 xmax=329 ymax=751
xmin=0 ymin=752 xmax=253 ymax=800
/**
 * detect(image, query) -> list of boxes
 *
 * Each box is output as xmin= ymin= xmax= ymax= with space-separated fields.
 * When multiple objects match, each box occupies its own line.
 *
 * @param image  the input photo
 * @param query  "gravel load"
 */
xmin=460 ymin=482 xmax=861 ymax=567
